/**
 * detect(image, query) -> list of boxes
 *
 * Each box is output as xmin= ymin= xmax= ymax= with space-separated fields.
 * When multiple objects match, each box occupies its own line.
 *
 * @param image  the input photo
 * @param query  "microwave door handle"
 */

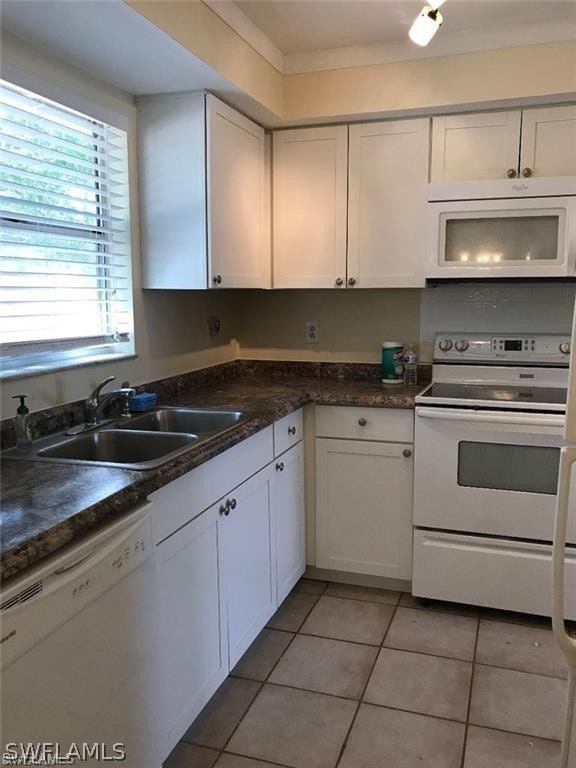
xmin=552 ymin=446 xmax=576 ymax=656
xmin=416 ymin=408 xmax=565 ymax=428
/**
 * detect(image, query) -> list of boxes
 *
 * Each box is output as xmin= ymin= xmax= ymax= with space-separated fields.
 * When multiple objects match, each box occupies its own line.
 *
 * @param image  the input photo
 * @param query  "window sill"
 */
xmin=1 ymin=351 xmax=138 ymax=382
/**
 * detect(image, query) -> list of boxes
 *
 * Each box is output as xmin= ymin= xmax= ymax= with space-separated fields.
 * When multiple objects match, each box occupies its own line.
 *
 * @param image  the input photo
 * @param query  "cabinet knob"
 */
xmin=213 ymin=274 xmax=222 ymax=285
xmin=228 ymin=498 xmax=237 ymax=510
xmin=276 ymin=462 xmax=284 ymax=472
xmin=358 ymin=417 xmax=367 ymax=427
xmin=288 ymin=426 xmax=296 ymax=436
xmin=403 ymin=448 xmax=412 ymax=458
xmin=506 ymin=168 xmax=517 ymax=178
xmin=335 ymin=277 xmax=344 ymax=287
xmin=522 ymin=167 xmax=533 ymax=178
xmin=560 ymin=342 xmax=571 ymax=354
xmin=348 ymin=277 xmax=357 ymax=286
xmin=219 ymin=503 xmax=229 ymax=516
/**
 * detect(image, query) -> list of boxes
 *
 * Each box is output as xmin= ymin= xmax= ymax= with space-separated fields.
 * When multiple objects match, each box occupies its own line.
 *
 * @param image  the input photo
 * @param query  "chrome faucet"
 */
xmin=85 ymin=376 xmax=135 ymax=427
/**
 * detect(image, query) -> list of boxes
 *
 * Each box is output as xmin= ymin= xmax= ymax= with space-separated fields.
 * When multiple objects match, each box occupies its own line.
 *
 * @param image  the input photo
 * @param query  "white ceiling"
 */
xmin=208 ymin=0 xmax=576 ymax=73
xmin=235 ymin=0 xmax=576 ymax=55
xmin=0 ymin=0 xmax=283 ymax=123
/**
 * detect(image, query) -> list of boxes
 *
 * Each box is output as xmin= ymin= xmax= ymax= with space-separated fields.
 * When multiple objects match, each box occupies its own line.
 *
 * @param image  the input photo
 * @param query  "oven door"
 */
xmin=414 ymin=406 xmax=575 ymax=542
xmin=426 ymin=195 xmax=576 ymax=278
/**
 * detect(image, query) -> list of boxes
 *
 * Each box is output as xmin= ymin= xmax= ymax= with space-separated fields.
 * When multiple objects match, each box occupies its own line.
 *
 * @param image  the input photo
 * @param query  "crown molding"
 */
xmin=203 ymin=0 xmax=285 ymax=72
xmin=203 ymin=2 xmax=576 ymax=78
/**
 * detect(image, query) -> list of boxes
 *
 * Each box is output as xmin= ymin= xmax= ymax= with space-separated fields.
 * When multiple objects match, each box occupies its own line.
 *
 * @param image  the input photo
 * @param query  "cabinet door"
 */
xmin=431 ymin=112 xmax=521 ymax=182
xmin=273 ymin=443 xmax=306 ymax=603
xmin=157 ymin=503 xmax=228 ymax=754
xmin=221 ymin=466 xmax=276 ymax=668
xmin=207 ymin=95 xmax=269 ymax=288
xmin=520 ymin=106 xmax=576 ymax=178
xmin=273 ymin=126 xmax=348 ymax=288
xmin=316 ymin=438 xmax=413 ymax=579
xmin=348 ymin=119 xmax=429 ymax=288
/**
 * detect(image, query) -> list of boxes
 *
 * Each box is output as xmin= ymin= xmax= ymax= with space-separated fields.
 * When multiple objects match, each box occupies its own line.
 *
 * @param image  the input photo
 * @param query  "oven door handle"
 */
xmin=416 ymin=407 xmax=565 ymax=428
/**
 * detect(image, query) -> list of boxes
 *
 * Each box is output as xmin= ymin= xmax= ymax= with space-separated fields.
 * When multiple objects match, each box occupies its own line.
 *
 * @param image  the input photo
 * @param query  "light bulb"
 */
xmin=409 ymin=5 xmax=443 ymax=47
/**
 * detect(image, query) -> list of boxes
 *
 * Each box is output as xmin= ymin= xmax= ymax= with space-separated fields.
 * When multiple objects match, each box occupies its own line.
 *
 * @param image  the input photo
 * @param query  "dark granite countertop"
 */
xmin=1 ymin=371 xmax=424 ymax=584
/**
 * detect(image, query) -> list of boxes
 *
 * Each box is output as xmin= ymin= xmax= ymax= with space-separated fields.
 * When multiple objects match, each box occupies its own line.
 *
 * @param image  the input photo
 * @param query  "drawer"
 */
xmin=412 ymin=528 xmax=576 ymax=619
xmin=274 ymin=409 xmax=303 ymax=456
xmin=315 ymin=406 xmax=413 ymax=443
xmin=150 ymin=426 xmax=274 ymax=544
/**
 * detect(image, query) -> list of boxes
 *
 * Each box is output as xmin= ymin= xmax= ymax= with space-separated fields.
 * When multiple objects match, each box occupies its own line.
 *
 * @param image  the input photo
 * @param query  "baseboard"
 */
xmin=304 ymin=566 xmax=411 ymax=594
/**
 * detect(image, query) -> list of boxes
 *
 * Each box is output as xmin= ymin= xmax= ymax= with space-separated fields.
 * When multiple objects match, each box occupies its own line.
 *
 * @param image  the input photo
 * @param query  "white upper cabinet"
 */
xmin=273 ymin=126 xmax=348 ymax=288
xmin=431 ymin=111 xmax=522 ymax=182
xmin=347 ymin=119 xmax=429 ymax=288
xmin=431 ymin=106 xmax=576 ymax=183
xmin=520 ymin=106 xmax=576 ymax=178
xmin=206 ymin=95 xmax=269 ymax=288
xmin=138 ymin=93 xmax=269 ymax=290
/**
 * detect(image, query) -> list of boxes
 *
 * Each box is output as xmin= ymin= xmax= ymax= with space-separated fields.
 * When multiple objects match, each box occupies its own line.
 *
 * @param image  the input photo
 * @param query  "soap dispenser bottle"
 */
xmin=12 ymin=394 xmax=33 ymax=454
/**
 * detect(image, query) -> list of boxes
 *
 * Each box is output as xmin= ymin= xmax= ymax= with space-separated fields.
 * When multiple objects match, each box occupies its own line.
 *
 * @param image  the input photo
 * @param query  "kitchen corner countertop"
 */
xmin=1 ymin=373 xmax=424 ymax=584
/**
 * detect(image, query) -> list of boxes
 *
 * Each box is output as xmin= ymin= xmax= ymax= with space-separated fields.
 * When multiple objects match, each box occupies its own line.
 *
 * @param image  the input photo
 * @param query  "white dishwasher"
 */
xmin=1 ymin=503 xmax=163 ymax=768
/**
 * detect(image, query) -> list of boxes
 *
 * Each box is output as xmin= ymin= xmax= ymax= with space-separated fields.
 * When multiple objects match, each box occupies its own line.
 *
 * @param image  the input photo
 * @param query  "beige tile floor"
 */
xmin=165 ymin=579 xmax=570 ymax=768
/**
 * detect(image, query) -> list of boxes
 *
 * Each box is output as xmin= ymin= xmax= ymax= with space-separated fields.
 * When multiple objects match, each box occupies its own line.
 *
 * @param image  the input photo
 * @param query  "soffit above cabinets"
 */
xmin=208 ymin=0 xmax=576 ymax=74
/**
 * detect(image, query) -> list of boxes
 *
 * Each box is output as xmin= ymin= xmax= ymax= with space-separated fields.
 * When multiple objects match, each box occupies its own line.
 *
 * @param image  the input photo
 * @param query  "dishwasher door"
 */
xmin=1 ymin=503 xmax=163 ymax=768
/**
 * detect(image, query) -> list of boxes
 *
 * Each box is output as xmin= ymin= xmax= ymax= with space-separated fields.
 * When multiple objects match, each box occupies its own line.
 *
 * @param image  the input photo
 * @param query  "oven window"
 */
xmin=457 ymin=442 xmax=560 ymax=494
xmin=445 ymin=215 xmax=559 ymax=264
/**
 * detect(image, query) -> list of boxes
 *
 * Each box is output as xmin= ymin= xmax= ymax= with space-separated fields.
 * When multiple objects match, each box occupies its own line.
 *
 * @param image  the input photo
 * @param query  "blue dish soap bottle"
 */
xmin=12 ymin=394 xmax=33 ymax=454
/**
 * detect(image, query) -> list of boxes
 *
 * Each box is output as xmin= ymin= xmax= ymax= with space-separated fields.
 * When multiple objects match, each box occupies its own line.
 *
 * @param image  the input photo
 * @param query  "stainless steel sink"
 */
xmin=3 ymin=407 xmax=255 ymax=471
xmin=120 ymin=408 xmax=248 ymax=435
xmin=35 ymin=429 xmax=198 ymax=470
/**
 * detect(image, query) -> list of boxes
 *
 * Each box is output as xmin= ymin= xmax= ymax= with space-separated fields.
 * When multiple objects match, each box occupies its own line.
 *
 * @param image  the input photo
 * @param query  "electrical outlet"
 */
xmin=207 ymin=316 xmax=221 ymax=337
xmin=306 ymin=320 xmax=320 ymax=344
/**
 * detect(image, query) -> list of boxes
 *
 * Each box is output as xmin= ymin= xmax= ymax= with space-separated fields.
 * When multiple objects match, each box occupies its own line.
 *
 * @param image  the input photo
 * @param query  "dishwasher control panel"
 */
xmin=0 ymin=504 xmax=152 ymax=669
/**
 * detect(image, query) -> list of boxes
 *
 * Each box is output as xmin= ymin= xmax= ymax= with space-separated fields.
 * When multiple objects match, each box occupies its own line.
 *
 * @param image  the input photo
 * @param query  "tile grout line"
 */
xmin=459 ymin=613 xmax=481 ymax=768
xmin=210 ymin=584 xmax=324 ymax=763
xmin=176 ymin=582 xmax=566 ymax=767
xmin=332 ymin=594 xmax=403 ymax=768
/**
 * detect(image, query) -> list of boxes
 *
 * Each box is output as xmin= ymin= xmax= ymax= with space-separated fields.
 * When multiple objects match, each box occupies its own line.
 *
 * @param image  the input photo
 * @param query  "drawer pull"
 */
xmin=276 ymin=462 xmax=285 ymax=472
xmin=229 ymin=498 xmax=237 ymax=510
xmin=288 ymin=426 xmax=297 ymax=436
xmin=403 ymin=448 xmax=412 ymax=458
xmin=219 ymin=503 xmax=229 ymax=517
xmin=358 ymin=418 xmax=367 ymax=427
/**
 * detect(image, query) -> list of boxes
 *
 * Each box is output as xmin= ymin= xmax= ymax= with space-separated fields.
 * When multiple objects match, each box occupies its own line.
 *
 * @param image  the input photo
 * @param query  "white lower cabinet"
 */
xmin=157 ymin=501 xmax=228 ymax=756
xmin=273 ymin=443 xmax=306 ymax=603
xmin=152 ymin=417 xmax=304 ymax=759
xmin=221 ymin=466 xmax=276 ymax=669
xmin=316 ymin=437 xmax=413 ymax=580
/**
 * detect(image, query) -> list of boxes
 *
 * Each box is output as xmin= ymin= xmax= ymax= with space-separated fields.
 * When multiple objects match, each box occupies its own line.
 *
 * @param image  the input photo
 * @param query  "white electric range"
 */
xmin=412 ymin=332 xmax=576 ymax=618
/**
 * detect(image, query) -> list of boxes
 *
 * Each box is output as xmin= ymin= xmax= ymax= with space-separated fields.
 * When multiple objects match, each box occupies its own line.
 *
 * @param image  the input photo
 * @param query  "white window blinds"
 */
xmin=0 ymin=79 xmax=134 ymax=378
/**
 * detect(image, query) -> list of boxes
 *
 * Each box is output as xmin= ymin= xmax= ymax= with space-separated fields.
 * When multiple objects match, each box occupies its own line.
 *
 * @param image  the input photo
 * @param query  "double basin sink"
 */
xmin=7 ymin=408 xmax=252 ymax=471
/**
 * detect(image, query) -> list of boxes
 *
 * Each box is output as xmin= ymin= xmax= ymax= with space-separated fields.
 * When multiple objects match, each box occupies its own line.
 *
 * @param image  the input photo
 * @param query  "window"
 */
xmin=0 ymin=79 xmax=134 ymax=379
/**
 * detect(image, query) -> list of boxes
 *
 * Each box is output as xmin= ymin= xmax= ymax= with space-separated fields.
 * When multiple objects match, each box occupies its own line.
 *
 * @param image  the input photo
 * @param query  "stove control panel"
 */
xmin=491 ymin=336 xmax=535 ymax=353
xmin=434 ymin=333 xmax=571 ymax=364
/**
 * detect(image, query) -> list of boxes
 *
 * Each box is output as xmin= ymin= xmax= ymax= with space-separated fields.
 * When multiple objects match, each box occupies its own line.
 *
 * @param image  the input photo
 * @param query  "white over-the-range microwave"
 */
xmin=427 ymin=177 xmax=576 ymax=279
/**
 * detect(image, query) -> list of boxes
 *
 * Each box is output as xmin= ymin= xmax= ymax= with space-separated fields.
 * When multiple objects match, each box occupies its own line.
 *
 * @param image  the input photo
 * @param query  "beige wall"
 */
xmin=235 ymin=290 xmax=421 ymax=363
xmin=284 ymin=40 xmax=576 ymax=122
xmin=127 ymin=0 xmax=285 ymax=119
xmin=1 ymin=36 xmax=239 ymax=415
xmin=124 ymin=1 xmax=576 ymax=125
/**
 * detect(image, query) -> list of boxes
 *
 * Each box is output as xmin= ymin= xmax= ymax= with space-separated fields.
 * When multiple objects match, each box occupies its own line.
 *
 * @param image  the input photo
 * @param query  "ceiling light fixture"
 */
xmin=409 ymin=0 xmax=445 ymax=47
